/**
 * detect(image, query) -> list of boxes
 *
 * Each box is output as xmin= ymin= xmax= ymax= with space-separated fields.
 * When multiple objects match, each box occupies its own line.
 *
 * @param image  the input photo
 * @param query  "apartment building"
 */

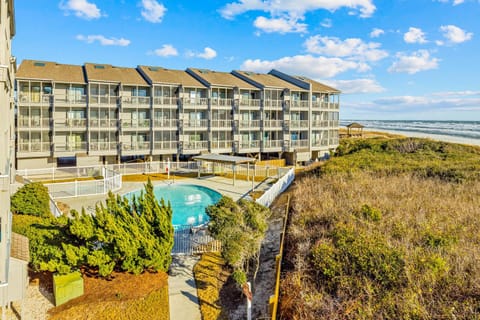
xmin=16 ymin=60 xmax=340 ymax=169
xmin=0 ymin=0 xmax=16 ymax=308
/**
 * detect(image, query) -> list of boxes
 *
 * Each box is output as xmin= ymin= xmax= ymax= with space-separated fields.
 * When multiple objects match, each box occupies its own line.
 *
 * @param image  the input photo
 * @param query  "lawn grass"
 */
xmin=194 ymin=252 xmax=230 ymax=320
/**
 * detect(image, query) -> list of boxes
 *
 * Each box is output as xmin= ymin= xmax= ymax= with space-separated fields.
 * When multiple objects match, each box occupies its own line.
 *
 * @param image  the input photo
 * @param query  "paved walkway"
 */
xmin=168 ymin=255 xmax=202 ymax=320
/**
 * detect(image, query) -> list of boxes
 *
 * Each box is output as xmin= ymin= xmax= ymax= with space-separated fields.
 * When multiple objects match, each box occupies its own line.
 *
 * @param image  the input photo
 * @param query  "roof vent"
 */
xmin=34 ymin=62 xmax=46 ymax=67
xmin=94 ymin=65 xmax=105 ymax=69
xmin=149 ymin=67 xmax=159 ymax=71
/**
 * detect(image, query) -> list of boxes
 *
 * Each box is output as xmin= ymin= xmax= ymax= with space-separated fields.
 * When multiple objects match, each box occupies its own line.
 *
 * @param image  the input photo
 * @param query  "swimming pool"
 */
xmin=128 ymin=184 xmax=222 ymax=228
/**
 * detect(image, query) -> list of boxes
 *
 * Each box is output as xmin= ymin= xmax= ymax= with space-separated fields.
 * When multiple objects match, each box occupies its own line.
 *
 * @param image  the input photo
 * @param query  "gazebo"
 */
xmin=346 ymin=122 xmax=365 ymax=137
xmin=192 ymin=154 xmax=256 ymax=186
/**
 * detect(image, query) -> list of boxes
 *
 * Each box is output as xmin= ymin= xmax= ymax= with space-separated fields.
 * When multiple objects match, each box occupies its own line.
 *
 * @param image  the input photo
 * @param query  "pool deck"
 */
xmin=60 ymin=174 xmax=269 ymax=214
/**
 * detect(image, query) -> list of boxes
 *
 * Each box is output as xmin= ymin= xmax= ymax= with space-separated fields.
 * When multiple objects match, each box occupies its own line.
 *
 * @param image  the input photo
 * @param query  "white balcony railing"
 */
xmin=263 ymin=120 xmax=283 ymax=128
xmin=121 ymin=119 xmax=151 ymax=129
xmin=291 ymin=139 xmax=309 ymax=148
xmin=121 ymin=96 xmax=151 ymax=107
xmin=291 ymin=100 xmax=309 ymax=108
xmin=263 ymin=140 xmax=283 ymax=149
xmin=89 ymin=95 xmax=118 ymax=106
xmin=18 ymin=118 xmax=50 ymax=128
xmin=54 ymin=142 xmax=87 ymax=152
xmin=153 ymin=119 xmax=177 ymax=128
xmin=18 ymin=93 xmax=51 ymax=104
xmin=184 ymin=140 xmax=208 ymax=150
xmin=211 ymin=98 xmax=232 ymax=107
xmin=239 ymin=99 xmax=261 ymax=108
xmin=89 ymin=141 xmax=117 ymax=152
xmin=89 ymin=119 xmax=117 ymax=129
xmin=312 ymin=120 xmax=329 ymax=128
xmin=211 ymin=119 xmax=231 ymax=128
xmin=211 ymin=140 xmax=232 ymax=149
xmin=54 ymin=95 xmax=87 ymax=105
xmin=153 ymin=141 xmax=178 ymax=150
xmin=264 ymin=100 xmax=282 ymax=108
xmin=183 ymin=97 xmax=208 ymax=107
xmin=18 ymin=142 xmax=51 ymax=153
xmin=240 ymin=140 xmax=260 ymax=149
xmin=122 ymin=142 xmax=150 ymax=152
xmin=54 ymin=118 xmax=87 ymax=129
xmin=0 ymin=174 xmax=9 ymax=192
xmin=240 ymin=120 xmax=260 ymax=128
xmin=153 ymin=96 xmax=178 ymax=106
xmin=184 ymin=119 xmax=208 ymax=128
xmin=290 ymin=120 xmax=309 ymax=128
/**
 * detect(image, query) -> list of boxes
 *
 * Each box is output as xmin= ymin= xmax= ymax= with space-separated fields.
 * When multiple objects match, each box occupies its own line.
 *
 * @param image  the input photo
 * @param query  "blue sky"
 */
xmin=13 ymin=0 xmax=480 ymax=120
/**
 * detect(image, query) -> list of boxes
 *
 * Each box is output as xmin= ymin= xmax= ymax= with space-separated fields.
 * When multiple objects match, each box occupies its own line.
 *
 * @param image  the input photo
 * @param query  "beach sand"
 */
xmin=363 ymin=128 xmax=480 ymax=147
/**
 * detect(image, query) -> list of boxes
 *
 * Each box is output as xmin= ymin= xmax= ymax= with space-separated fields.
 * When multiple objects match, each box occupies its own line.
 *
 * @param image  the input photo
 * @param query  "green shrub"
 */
xmin=359 ymin=204 xmax=382 ymax=222
xmin=11 ymin=182 xmax=52 ymax=218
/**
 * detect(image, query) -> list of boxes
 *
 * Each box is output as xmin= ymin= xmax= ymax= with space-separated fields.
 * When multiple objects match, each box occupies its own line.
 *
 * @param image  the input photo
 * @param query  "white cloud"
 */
xmin=404 ymin=27 xmax=428 ymax=44
xmin=435 ymin=0 xmax=465 ymax=5
xmin=153 ymin=44 xmax=178 ymax=57
xmin=241 ymin=55 xmax=369 ymax=79
xmin=371 ymin=94 xmax=480 ymax=112
xmin=439 ymin=25 xmax=473 ymax=44
xmin=141 ymin=0 xmax=166 ymax=23
xmin=320 ymin=18 xmax=332 ymax=28
xmin=304 ymin=35 xmax=388 ymax=61
xmin=76 ymin=35 xmax=130 ymax=46
xmin=324 ymin=78 xmax=385 ymax=94
xmin=388 ymin=50 xmax=439 ymax=74
xmin=220 ymin=0 xmax=376 ymax=19
xmin=189 ymin=47 xmax=217 ymax=60
xmin=254 ymin=16 xmax=307 ymax=33
xmin=431 ymin=90 xmax=480 ymax=97
xmin=370 ymin=28 xmax=385 ymax=38
xmin=59 ymin=0 xmax=101 ymax=19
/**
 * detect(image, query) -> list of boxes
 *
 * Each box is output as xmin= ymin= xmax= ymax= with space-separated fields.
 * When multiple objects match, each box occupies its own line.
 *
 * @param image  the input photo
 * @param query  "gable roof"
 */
xmin=187 ymin=68 xmax=258 ymax=90
xmin=292 ymin=75 xmax=340 ymax=93
xmin=17 ymin=60 xmax=86 ymax=84
xmin=233 ymin=70 xmax=306 ymax=91
xmin=84 ymin=63 xmax=148 ymax=86
xmin=138 ymin=66 xmax=206 ymax=88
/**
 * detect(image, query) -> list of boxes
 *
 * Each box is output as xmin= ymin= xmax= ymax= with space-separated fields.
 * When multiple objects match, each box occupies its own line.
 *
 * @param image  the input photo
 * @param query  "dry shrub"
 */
xmin=281 ymin=171 xmax=480 ymax=319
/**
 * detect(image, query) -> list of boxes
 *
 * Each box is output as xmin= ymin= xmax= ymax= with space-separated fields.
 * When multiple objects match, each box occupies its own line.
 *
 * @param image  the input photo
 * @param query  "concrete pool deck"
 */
xmin=59 ymin=174 xmax=270 ymax=215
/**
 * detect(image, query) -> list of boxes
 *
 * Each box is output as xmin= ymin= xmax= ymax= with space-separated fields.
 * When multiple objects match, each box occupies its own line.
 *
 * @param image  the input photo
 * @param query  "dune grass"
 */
xmin=280 ymin=137 xmax=480 ymax=319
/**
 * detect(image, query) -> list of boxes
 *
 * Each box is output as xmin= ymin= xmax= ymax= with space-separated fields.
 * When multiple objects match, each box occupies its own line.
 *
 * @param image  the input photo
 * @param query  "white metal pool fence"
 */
xmin=173 ymin=225 xmax=222 ymax=255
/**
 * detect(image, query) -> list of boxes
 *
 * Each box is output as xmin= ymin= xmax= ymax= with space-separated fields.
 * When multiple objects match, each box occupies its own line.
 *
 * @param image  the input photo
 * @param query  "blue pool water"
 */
xmin=129 ymin=184 xmax=222 ymax=228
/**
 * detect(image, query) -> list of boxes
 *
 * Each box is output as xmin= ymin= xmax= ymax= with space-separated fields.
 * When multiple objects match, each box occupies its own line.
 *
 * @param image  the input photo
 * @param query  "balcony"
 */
xmin=291 ymin=100 xmax=309 ymax=109
xmin=291 ymin=139 xmax=309 ymax=148
xmin=18 ymin=93 xmax=51 ymax=105
xmin=263 ymin=120 xmax=283 ymax=129
xmin=239 ymin=120 xmax=260 ymax=129
xmin=211 ymin=119 xmax=232 ymax=129
xmin=54 ymin=142 xmax=87 ymax=152
xmin=262 ymin=140 xmax=283 ymax=149
xmin=183 ymin=140 xmax=208 ymax=151
xmin=153 ymin=119 xmax=177 ymax=128
xmin=89 ymin=119 xmax=118 ymax=130
xmin=18 ymin=118 xmax=50 ymax=129
xmin=184 ymin=119 xmax=208 ymax=130
xmin=122 ymin=142 xmax=151 ymax=152
xmin=290 ymin=120 xmax=309 ymax=129
xmin=240 ymin=140 xmax=260 ymax=149
xmin=121 ymin=96 xmax=151 ymax=108
xmin=89 ymin=141 xmax=118 ymax=152
xmin=211 ymin=98 xmax=232 ymax=108
xmin=17 ymin=142 xmax=51 ymax=155
xmin=153 ymin=96 xmax=178 ymax=106
xmin=312 ymin=120 xmax=329 ymax=128
xmin=153 ymin=141 xmax=178 ymax=151
xmin=211 ymin=140 xmax=232 ymax=150
xmin=89 ymin=95 xmax=118 ymax=107
xmin=121 ymin=119 xmax=151 ymax=130
xmin=263 ymin=99 xmax=282 ymax=109
xmin=183 ymin=97 xmax=208 ymax=108
xmin=54 ymin=118 xmax=87 ymax=130
xmin=54 ymin=95 xmax=87 ymax=106
xmin=239 ymin=98 xmax=261 ymax=108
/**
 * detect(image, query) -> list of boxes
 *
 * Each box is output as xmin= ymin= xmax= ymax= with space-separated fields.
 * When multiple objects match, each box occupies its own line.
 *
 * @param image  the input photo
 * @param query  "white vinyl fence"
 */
xmin=256 ymin=167 xmax=295 ymax=207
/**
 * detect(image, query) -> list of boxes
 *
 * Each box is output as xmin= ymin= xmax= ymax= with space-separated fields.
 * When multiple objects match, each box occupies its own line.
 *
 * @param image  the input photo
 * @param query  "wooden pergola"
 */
xmin=346 ymin=122 xmax=365 ymax=137
xmin=192 ymin=154 xmax=256 ymax=186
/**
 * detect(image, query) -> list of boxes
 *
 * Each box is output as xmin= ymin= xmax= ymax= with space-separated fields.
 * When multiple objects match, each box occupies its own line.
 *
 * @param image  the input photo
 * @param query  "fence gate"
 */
xmin=172 ymin=226 xmax=221 ymax=255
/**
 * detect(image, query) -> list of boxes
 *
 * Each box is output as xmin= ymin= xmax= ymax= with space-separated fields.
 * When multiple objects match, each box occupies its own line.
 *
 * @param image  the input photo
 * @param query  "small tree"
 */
xmin=11 ymin=182 xmax=52 ymax=218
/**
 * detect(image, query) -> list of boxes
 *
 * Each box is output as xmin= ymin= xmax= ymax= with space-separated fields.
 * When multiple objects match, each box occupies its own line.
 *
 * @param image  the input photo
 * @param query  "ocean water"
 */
xmin=341 ymin=120 xmax=480 ymax=142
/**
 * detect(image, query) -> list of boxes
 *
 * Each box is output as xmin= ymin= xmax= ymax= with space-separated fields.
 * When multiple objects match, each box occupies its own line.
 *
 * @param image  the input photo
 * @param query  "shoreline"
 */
xmin=363 ymin=128 xmax=480 ymax=147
